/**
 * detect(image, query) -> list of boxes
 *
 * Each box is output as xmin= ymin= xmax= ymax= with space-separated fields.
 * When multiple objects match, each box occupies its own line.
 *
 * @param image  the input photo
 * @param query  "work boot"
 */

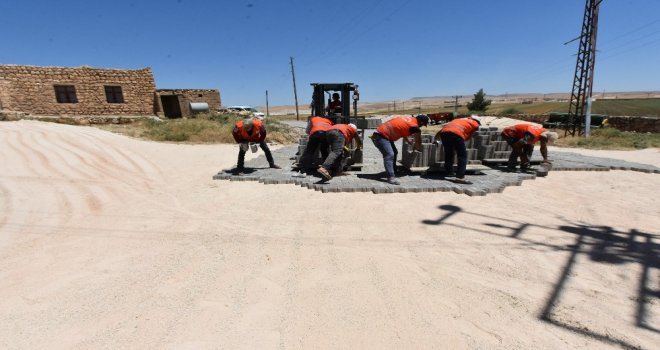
xmin=387 ymin=177 xmax=400 ymax=185
xmin=318 ymin=167 xmax=332 ymax=180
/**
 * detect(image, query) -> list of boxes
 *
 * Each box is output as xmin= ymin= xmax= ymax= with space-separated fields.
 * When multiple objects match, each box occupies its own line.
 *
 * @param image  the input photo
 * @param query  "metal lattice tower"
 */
xmin=566 ymin=0 xmax=601 ymax=136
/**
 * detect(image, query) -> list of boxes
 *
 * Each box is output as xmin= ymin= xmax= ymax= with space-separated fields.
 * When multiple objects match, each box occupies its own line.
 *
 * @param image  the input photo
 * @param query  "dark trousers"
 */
xmin=371 ymin=133 xmax=398 ymax=178
xmin=300 ymin=131 xmax=329 ymax=170
xmin=321 ymin=130 xmax=346 ymax=172
xmin=504 ymin=136 xmax=534 ymax=168
xmin=440 ymin=132 xmax=467 ymax=178
xmin=237 ymin=140 xmax=275 ymax=169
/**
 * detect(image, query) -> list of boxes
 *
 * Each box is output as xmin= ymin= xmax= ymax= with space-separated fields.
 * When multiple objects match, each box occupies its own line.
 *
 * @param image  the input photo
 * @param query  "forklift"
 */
xmin=296 ymin=83 xmax=366 ymax=171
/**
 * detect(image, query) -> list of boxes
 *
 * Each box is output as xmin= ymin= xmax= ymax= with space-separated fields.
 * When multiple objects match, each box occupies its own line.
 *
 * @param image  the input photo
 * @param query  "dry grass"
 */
xmin=95 ymin=112 xmax=300 ymax=144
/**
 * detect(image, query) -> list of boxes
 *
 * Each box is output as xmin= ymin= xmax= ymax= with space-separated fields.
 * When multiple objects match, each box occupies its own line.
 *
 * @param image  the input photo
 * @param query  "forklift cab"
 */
xmin=310 ymin=83 xmax=359 ymax=118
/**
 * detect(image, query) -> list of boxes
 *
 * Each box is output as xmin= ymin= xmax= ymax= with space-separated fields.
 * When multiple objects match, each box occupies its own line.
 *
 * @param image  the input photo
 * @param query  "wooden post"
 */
xmin=266 ymin=90 xmax=270 ymax=118
xmin=290 ymin=57 xmax=300 ymax=121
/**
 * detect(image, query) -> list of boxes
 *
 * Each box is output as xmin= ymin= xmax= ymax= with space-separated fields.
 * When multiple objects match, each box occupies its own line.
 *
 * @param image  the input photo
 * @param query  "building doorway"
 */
xmin=160 ymin=95 xmax=182 ymax=118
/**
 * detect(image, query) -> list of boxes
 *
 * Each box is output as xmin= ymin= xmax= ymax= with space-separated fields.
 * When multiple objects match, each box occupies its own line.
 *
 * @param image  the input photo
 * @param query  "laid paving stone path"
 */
xmin=214 ymin=125 xmax=660 ymax=196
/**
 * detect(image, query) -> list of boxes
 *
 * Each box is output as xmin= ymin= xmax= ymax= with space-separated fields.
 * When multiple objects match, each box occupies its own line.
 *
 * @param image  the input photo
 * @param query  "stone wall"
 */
xmin=607 ymin=116 xmax=660 ymax=133
xmin=155 ymin=89 xmax=221 ymax=118
xmin=0 ymin=64 xmax=155 ymax=116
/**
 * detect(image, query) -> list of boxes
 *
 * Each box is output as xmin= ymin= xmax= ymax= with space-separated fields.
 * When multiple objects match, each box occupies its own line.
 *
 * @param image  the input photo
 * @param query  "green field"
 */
xmin=362 ymin=98 xmax=660 ymax=117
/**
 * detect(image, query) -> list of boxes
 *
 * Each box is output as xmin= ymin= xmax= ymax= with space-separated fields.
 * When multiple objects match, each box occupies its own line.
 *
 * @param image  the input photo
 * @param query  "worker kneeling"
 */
xmin=501 ymin=124 xmax=558 ymax=171
xmin=232 ymin=117 xmax=281 ymax=174
xmin=317 ymin=123 xmax=361 ymax=181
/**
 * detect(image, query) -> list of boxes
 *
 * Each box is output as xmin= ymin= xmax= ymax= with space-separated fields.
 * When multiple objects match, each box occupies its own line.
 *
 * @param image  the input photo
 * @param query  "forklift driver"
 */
xmin=326 ymin=92 xmax=342 ymax=115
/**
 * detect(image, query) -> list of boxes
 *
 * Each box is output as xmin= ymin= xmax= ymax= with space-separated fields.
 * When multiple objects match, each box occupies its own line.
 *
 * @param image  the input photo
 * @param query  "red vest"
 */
xmin=502 ymin=124 xmax=546 ymax=144
xmin=330 ymin=124 xmax=357 ymax=144
xmin=376 ymin=116 xmax=419 ymax=141
xmin=441 ymin=118 xmax=480 ymax=140
xmin=308 ymin=116 xmax=334 ymax=135
xmin=235 ymin=118 xmax=264 ymax=142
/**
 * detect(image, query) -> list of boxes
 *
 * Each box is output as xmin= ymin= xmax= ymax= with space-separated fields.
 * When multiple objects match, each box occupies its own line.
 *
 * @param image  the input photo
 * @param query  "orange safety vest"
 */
xmin=440 ymin=118 xmax=480 ymax=140
xmin=502 ymin=124 xmax=546 ymax=144
xmin=308 ymin=116 xmax=334 ymax=134
xmin=330 ymin=124 xmax=357 ymax=144
xmin=235 ymin=118 xmax=264 ymax=142
xmin=376 ymin=116 xmax=419 ymax=141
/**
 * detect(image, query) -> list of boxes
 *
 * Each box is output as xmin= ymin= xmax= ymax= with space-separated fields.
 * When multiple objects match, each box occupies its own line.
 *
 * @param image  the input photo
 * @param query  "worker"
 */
xmin=501 ymin=124 xmax=558 ymax=171
xmin=439 ymin=116 xmax=481 ymax=184
xmin=371 ymin=114 xmax=429 ymax=185
xmin=317 ymin=123 xmax=361 ymax=180
xmin=326 ymin=92 xmax=342 ymax=115
xmin=299 ymin=116 xmax=335 ymax=172
xmin=232 ymin=117 xmax=280 ymax=174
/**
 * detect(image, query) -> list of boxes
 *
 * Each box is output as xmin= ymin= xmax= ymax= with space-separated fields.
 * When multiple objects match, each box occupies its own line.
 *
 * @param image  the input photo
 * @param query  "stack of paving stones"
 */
xmin=213 ymin=128 xmax=660 ymax=196
xmin=401 ymin=133 xmax=482 ymax=170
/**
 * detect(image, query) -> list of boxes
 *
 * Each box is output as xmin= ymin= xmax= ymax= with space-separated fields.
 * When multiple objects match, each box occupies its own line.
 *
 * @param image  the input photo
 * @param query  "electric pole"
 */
xmin=290 ymin=56 xmax=300 ymax=120
xmin=265 ymin=90 xmax=270 ymax=118
xmin=565 ymin=0 xmax=601 ymax=136
xmin=452 ymin=96 xmax=461 ymax=112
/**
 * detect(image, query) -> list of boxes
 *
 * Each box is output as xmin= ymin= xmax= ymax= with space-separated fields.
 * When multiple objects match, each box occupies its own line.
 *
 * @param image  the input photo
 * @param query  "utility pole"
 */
xmin=565 ymin=0 xmax=601 ymax=136
xmin=393 ymin=100 xmax=396 ymax=112
xmin=265 ymin=90 xmax=270 ymax=118
xmin=289 ymin=56 xmax=300 ymax=120
xmin=452 ymin=96 xmax=460 ymax=112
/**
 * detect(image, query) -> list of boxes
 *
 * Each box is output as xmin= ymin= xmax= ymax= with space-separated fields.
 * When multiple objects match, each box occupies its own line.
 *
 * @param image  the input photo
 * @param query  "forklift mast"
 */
xmin=310 ymin=83 xmax=359 ymax=118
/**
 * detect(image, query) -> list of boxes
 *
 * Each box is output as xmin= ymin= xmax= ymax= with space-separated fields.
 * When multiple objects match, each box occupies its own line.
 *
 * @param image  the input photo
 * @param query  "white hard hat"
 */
xmin=470 ymin=115 xmax=482 ymax=122
xmin=348 ymin=123 xmax=357 ymax=130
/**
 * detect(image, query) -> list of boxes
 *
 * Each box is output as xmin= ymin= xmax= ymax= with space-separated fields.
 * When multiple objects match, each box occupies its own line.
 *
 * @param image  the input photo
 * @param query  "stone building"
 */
xmin=0 ymin=64 xmax=221 ymax=118
xmin=155 ymin=89 xmax=221 ymax=118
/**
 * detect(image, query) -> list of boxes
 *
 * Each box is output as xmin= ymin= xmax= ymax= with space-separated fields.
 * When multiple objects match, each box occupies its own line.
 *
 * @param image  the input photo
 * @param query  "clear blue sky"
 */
xmin=2 ymin=0 xmax=659 ymax=107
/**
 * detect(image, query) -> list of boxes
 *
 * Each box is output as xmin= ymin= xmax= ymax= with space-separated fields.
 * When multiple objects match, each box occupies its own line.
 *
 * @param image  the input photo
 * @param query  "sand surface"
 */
xmin=1 ymin=120 xmax=659 ymax=349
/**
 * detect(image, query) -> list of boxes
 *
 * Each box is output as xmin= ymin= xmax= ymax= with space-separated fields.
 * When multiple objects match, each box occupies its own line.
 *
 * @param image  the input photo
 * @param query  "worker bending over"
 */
xmin=372 ymin=115 xmax=429 ymax=185
xmin=438 ymin=116 xmax=481 ymax=184
xmin=501 ymin=124 xmax=558 ymax=171
xmin=317 ymin=123 xmax=361 ymax=181
xmin=299 ymin=116 xmax=334 ymax=172
xmin=232 ymin=117 xmax=280 ymax=174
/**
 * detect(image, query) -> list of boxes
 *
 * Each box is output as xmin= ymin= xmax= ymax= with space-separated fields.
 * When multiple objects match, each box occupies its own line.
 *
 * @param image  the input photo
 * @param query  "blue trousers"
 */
xmin=372 ymin=133 xmax=398 ymax=178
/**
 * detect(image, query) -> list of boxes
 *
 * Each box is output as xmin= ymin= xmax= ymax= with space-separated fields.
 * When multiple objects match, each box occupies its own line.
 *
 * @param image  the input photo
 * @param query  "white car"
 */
xmin=227 ymin=106 xmax=265 ymax=118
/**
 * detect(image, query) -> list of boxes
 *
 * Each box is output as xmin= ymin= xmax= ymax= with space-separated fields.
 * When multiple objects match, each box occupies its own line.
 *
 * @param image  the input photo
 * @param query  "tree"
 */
xmin=466 ymin=88 xmax=491 ymax=112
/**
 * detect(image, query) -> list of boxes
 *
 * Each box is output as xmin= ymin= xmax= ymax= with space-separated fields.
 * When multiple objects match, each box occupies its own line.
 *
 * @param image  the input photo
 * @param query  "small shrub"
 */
xmin=500 ymin=107 xmax=523 ymax=115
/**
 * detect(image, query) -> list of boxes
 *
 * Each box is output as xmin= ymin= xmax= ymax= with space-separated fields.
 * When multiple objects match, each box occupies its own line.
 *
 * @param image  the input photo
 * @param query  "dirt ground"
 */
xmin=1 ymin=120 xmax=659 ymax=349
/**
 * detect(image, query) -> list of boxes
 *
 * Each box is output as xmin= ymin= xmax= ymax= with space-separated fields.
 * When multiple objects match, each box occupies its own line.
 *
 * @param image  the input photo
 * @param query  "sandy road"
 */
xmin=0 ymin=120 xmax=659 ymax=349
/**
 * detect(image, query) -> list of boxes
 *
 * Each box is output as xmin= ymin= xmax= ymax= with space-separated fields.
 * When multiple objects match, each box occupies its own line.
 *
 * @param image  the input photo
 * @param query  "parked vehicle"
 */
xmin=427 ymin=112 xmax=458 ymax=125
xmin=227 ymin=106 xmax=265 ymax=118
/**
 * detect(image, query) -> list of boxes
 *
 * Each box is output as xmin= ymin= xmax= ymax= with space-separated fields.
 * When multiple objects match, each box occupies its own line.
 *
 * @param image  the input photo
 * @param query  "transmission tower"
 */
xmin=565 ymin=0 xmax=602 ymax=136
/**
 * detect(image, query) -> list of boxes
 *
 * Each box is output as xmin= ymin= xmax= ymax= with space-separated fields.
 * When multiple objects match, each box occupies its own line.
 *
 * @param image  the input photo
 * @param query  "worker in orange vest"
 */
xmin=317 ymin=123 xmax=361 ymax=180
xmin=299 ymin=116 xmax=335 ymax=172
xmin=232 ymin=117 xmax=281 ymax=174
xmin=501 ymin=124 xmax=558 ymax=171
xmin=439 ymin=116 xmax=481 ymax=184
xmin=371 ymin=115 xmax=429 ymax=185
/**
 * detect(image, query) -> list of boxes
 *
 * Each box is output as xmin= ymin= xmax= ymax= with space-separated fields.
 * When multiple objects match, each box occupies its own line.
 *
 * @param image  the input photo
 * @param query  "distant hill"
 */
xmin=263 ymin=91 xmax=660 ymax=116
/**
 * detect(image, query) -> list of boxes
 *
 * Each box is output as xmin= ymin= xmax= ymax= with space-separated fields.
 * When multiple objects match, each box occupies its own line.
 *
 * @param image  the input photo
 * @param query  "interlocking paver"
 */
xmin=213 ymin=135 xmax=660 ymax=196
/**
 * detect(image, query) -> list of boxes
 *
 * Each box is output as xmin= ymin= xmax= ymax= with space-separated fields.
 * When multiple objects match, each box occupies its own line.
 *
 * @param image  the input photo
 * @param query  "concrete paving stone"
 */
xmin=214 ymin=141 xmax=659 ymax=196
